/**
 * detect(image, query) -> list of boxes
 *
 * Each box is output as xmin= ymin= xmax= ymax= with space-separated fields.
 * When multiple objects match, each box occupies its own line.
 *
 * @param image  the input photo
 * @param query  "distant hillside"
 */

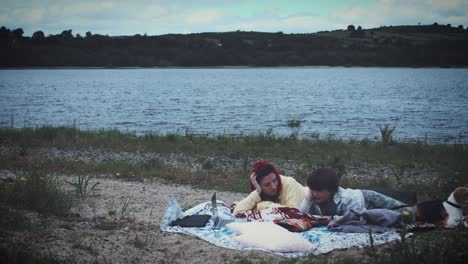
xmin=1 ymin=24 xmax=468 ymax=67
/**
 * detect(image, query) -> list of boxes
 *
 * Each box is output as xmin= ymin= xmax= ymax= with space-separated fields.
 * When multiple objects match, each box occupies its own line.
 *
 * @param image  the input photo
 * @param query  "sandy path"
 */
xmin=3 ymin=176 xmax=283 ymax=264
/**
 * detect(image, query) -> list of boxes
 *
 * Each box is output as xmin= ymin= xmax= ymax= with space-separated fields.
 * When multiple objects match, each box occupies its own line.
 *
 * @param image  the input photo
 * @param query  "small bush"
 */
xmin=0 ymin=207 xmax=31 ymax=231
xmin=380 ymin=124 xmax=396 ymax=144
xmin=166 ymin=133 xmax=178 ymax=142
xmin=66 ymin=175 xmax=100 ymax=198
xmin=202 ymin=158 xmax=214 ymax=170
xmin=373 ymin=230 xmax=468 ymax=264
xmin=287 ymin=119 xmax=302 ymax=128
xmin=0 ymin=167 xmax=72 ymax=217
xmin=287 ymin=115 xmax=305 ymax=138
xmin=0 ymin=244 xmax=69 ymax=264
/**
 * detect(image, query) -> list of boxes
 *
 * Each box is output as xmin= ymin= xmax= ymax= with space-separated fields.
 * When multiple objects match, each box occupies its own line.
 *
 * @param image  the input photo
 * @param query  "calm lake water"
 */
xmin=0 ymin=67 xmax=467 ymax=143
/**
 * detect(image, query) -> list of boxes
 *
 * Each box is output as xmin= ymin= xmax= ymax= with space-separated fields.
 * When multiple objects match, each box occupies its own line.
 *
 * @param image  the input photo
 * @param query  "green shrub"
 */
xmin=380 ymin=124 xmax=396 ymax=145
xmin=0 ymin=207 xmax=31 ymax=231
xmin=0 ymin=167 xmax=72 ymax=217
xmin=373 ymin=230 xmax=468 ymax=264
xmin=66 ymin=175 xmax=100 ymax=198
xmin=0 ymin=244 xmax=69 ymax=264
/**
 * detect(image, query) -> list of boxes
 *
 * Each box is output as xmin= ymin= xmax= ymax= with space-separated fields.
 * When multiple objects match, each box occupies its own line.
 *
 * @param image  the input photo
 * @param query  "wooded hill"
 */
xmin=1 ymin=24 xmax=468 ymax=67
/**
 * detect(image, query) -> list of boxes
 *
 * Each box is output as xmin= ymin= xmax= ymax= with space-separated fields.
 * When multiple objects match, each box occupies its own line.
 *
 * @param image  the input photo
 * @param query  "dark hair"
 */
xmin=252 ymin=161 xmax=278 ymax=180
xmin=416 ymin=200 xmax=444 ymax=223
xmin=306 ymin=168 xmax=339 ymax=193
xmin=250 ymin=160 xmax=283 ymax=202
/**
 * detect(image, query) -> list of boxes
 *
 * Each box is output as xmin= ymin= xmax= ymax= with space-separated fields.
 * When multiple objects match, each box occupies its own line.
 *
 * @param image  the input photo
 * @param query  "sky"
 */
xmin=1 ymin=0 xmax=467 ymax=36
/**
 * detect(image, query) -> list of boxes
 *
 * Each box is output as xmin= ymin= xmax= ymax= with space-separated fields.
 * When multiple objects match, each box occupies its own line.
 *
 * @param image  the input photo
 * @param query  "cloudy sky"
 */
xmin=1 ymin=0 xmax=467 ymax=36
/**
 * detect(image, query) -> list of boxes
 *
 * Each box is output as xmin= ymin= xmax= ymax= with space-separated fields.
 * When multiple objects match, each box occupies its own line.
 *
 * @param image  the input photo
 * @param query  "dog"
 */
xmin=443 ymin=187 xmax=468 ymax=228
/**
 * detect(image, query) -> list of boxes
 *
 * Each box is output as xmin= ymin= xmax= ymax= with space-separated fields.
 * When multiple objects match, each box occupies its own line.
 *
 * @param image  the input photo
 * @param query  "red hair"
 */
xmin=249 ymin=160 xmax=283 ymax=202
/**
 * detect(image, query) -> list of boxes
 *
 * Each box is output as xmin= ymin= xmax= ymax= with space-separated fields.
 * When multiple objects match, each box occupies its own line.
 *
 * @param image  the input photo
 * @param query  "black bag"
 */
xmin=170 ymin=215 xmax=211 ymax=227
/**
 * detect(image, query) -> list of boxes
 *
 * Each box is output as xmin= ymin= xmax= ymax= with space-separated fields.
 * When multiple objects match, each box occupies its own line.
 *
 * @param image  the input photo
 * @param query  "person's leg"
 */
xmin=361 ymin=189 xmax=416 ymax=223
xmin=413 ymin=199 xmax=445 ymax=224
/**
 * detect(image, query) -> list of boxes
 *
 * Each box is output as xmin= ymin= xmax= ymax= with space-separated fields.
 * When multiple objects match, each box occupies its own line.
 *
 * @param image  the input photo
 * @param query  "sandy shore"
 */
xmin=2 ymin=175 xmax=287 ymax=263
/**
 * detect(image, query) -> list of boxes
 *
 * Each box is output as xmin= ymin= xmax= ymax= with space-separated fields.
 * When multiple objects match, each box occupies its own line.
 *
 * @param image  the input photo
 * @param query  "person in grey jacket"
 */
xmin=299 ymin=168 xmax=416 ymax=224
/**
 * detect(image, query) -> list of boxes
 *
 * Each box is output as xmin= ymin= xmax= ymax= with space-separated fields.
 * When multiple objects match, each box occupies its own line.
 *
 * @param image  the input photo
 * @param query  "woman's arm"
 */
xmin=233 ymin=172 xmax=263 ymax=214
xmin=281 ymin=176 xmax=308 ymax=208
xmin=233 ymin=190 xmax=262 ymax=213
xmin=256 ymin=200 xmax=284 ymax=210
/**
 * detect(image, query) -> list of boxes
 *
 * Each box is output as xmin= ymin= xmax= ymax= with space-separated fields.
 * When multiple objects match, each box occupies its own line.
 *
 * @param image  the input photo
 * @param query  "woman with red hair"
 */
xmin=233 ymin=160 xmax=308 ymax=213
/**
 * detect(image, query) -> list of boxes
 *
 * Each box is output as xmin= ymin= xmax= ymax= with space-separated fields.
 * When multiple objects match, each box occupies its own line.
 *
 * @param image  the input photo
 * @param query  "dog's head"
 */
xmin=443 ymin=187 xmax=468 ymax=228
xmin=453 ymin=187 xmax=468 ymax=208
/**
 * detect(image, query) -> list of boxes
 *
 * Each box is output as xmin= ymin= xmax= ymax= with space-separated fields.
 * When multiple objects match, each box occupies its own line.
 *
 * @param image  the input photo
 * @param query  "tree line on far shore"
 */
xmin=1 ymin=23 xmax=468 ymax=67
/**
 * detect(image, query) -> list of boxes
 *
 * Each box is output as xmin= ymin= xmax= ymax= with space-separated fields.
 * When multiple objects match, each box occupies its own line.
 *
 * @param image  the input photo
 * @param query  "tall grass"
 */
xmin=287 ymin=115 xmax=305 ymax=138
xmin=267 ymin=229 xmax=468 ymax=264
xmin=1 ymin=126 xmax=466 ymax=168
xmin=1 ymin=126 xmax=467 ymax=197
xmin=0 ymin=207 xmax=31 ymax=231
xmin=0 ymin=166 xmax=73 ymax=217
xmin=371 ymin=229 xmax=468 ymax=264
xmin=66 ymin=175 xmax=100 ymax=198
xmin=379 ymin=124 xmax=396 ymax=145
xmin=0 ymin=245 xmax=71 ymax=264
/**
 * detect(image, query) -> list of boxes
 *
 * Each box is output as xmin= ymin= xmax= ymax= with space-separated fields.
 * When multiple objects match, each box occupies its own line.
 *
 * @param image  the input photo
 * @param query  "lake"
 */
xmin=0 ymin=67 xmax=467 ymax=143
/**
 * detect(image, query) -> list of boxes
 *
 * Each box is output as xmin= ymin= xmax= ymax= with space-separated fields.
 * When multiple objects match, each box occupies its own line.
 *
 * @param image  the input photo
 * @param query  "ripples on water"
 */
xmin=0 ymin=68 xmax=467 ymax=143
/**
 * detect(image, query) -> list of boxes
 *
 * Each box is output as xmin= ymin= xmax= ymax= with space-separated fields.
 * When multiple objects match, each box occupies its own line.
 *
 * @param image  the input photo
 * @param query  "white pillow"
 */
xmin=227 ymin=221 xmax=282 ymax=234
xmin=226 ymin=222 xmax=316 ymax=253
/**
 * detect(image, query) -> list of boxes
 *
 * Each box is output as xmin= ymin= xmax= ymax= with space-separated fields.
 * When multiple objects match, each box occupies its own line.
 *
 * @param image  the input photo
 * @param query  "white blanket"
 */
xmin=160 ymin=200 xmax=407 ymax=257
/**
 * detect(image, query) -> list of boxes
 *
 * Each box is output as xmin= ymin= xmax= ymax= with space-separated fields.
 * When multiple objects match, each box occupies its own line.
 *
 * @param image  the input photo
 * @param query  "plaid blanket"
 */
xmin=234 ymin=206 xmax=326 ymax=232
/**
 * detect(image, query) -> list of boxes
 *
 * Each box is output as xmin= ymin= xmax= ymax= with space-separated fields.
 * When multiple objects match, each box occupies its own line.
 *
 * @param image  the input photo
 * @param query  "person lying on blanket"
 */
xmin=299 ymin=167 xmax=468 ymax=228
xmin=233 ymin=160 xmax=308 ymax=214
xmin=299 ymin=167 xmax=449 ymax=225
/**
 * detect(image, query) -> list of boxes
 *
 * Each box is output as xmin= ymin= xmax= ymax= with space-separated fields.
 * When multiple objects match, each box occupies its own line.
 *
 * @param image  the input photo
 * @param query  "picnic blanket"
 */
xmin=160 ymin=199 xmax=408 ymax=257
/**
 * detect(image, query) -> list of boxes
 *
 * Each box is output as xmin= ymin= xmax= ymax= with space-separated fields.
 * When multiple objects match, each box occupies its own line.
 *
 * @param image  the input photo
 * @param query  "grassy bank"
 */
xmin=1 ymin=126 xmax=467 ymax=194
xmin=2 ymin=126 xmax=466 ymax=166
